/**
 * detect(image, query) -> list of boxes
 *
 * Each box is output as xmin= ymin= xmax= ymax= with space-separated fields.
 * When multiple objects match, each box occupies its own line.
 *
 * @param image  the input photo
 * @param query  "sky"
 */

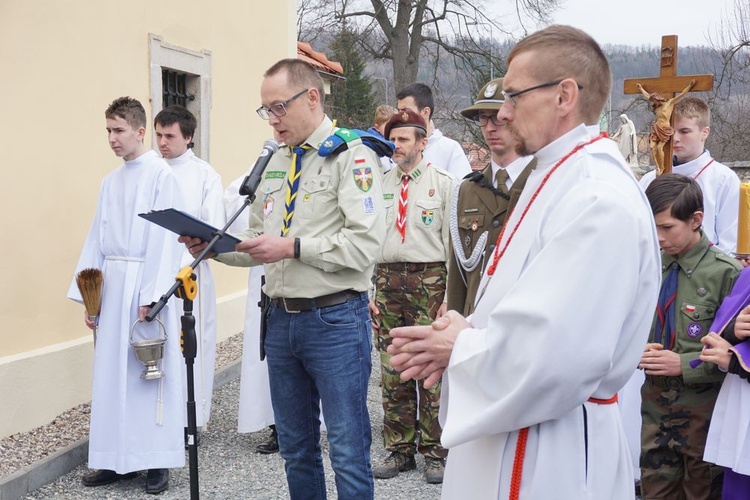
xmin=549 ymin=0 xmax=736 ymax=47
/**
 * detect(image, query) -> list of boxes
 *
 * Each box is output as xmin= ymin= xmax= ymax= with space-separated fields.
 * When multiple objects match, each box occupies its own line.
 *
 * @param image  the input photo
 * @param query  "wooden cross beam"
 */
xmin=623 ymin=35 xmax=713 ymax=174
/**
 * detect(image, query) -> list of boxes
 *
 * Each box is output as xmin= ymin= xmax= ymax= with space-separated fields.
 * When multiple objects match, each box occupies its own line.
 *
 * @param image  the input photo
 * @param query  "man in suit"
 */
xmin=445 ymin=77 xmax=535 ymax=315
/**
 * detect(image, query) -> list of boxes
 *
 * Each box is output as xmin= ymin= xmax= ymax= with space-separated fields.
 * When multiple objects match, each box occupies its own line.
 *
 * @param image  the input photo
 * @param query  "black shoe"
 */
xmin=145 ymin=468 xmax=169 ymax=494
xmin=373 ymin=451 xmax=417 ymax=479
xmin=255 ymin=426 xmax=279 ymax=454
xmin=81 ymin=469 xmax=138 ymax=487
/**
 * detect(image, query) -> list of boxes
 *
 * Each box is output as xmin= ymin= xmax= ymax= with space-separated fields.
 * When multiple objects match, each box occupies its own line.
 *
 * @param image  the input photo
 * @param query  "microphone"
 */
xmin=239 ymin=139 xmax=280 ymax=198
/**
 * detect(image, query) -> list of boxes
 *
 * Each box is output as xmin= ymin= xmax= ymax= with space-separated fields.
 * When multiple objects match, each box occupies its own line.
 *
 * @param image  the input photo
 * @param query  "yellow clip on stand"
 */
xmin=175 ymin=266 xmax=198 ymax=301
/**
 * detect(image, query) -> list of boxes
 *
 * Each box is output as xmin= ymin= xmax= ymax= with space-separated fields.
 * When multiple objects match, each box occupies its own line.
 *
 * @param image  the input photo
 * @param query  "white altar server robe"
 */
xmin=640 ymin=150 xmax=739 ymax=254
xmin=167 ymin=149 xmax=225 ymax=427
xmin=439 ymin=126 xmax=661 ymax=499
xmin=68 ymin=150 xmax=186 ymax=473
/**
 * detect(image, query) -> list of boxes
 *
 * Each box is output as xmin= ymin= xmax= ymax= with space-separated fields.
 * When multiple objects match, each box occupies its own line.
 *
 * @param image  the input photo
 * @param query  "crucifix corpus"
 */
xmin=623 ymin=35 xmax=713 ymax=175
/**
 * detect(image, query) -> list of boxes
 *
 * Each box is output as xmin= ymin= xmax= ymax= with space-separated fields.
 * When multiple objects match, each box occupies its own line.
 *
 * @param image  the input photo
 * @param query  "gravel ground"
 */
xmin=0 ymin=333 xmax=246 ymax=479
xmin=10 ymin=332 xmax=443 ymax=499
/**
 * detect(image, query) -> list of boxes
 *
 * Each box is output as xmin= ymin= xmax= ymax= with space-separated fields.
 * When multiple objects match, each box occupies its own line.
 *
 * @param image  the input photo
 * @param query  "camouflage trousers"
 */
xmin=374 ymin=262 xmax=447 ymax=459
xmin=640 ymin=376 xmax=724 ymax=499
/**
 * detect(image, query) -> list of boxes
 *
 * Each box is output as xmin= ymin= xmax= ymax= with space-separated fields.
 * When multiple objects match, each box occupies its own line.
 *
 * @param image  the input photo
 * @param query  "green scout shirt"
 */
xmin=218 ymin=116 xmax=386 ymax=298
xmin=377 ymin=158 xmax=454 ymax=264
xmin=650 ymin=231 xmax=742 ymax=384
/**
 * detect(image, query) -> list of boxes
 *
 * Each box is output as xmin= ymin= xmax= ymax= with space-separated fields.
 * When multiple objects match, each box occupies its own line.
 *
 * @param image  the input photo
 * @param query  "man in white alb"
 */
xmin=387 ymin=25 xmax=661 ymax=500
xmin=155 ymin=105 xmax=225 ymax=435
xmin=69 ymin=97 xmax=185 ymax=494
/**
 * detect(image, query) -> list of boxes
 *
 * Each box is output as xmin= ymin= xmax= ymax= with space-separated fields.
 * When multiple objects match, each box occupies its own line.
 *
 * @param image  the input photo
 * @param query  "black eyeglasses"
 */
xmin=501 ymin=80 xmax=583 ymax=106
xmin=256 ymin=88 xmax=309 ymax=120
xmin=472 ymin=113 xmax=503 ymax=127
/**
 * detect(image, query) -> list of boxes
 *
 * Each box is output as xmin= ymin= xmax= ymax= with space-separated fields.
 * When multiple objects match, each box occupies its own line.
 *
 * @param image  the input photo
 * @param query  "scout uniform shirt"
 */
xmin=649 ymin=230 xmax=742 ymax=383
xmin=378 ymin=158 xmax=455 ymax=264
xmin=218 ymin=116 xmax=386 ymax=298
xmin=446 ymin=157 xmax=535 ymax=316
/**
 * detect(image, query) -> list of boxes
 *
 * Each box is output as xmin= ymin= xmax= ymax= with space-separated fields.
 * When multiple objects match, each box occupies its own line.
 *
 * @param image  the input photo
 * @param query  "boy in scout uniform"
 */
xmin=639 ymin=173 xmax=742 ymax=499
xmin=370 ymin=109 xmax=455 ymax=483
xmin=445 ymin=78 xmax=535 ymax=316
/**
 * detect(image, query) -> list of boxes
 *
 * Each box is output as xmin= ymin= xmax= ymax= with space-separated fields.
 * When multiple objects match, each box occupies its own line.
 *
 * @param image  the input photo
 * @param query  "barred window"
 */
xmin=162 ymin=69 xmax=195 ymax=108
xmin=150 ymin=34 xmax=212 ymax=158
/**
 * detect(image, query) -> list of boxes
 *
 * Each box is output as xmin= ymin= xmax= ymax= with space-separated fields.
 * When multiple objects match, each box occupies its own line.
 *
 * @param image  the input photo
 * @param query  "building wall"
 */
xmin=0 ymin=0 xmax=297 ymax=438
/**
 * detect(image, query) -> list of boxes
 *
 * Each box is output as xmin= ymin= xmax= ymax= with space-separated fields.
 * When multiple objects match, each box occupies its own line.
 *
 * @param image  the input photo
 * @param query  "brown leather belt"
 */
xmin=378 ymin=262 xmax=445 ymax=273
xmin=272 ymin=289 xmax=363 ymax=313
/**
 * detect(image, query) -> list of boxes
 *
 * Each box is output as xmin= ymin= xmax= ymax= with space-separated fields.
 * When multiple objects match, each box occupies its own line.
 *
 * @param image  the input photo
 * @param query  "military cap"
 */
xmin=460 ymin=77 xmax=505 ymax=119
xmin=384 ymin=109 xmax=427 ymax=139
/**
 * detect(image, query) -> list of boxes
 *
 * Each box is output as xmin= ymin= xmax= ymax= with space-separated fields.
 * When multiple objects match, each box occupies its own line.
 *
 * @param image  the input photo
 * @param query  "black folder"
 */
xmin=139 ymin=208 xmax=241 ymax=254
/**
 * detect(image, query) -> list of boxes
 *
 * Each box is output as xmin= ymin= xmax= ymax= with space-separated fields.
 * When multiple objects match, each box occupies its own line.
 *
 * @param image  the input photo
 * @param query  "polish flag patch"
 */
xmin=685 ymin=304 xmax=696 ymax=313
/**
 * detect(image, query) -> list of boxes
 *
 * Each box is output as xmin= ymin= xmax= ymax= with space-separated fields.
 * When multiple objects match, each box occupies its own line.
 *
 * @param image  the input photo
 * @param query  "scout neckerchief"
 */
xmin=657 ymin=241 xmax=713 ymax=349
xmin=396 ymin=173 xmax=411 ymax=243
xmin=281 ymin=144 xmax=312 ymax=236
xmin=655 ymin=262 xmax=679 ymax=349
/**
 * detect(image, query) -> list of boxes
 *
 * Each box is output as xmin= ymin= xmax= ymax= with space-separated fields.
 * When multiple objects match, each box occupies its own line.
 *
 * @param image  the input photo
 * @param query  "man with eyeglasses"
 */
xmin=385 ymin=25 xmax=660 ymax=499
xmin=444 ymin=78 xmax=535 ymax=317
xmin=181 ymin=58 xmax=385 ymax=499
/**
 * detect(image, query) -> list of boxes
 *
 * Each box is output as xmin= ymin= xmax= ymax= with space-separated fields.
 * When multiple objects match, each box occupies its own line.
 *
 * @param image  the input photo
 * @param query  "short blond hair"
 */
xmin=508 ymin=25 xmax=611 ymax=124
xmin=675 ymin=97 xmax=710 ymax=129
xmin=374 ymin=105 xmax=397 ymax=126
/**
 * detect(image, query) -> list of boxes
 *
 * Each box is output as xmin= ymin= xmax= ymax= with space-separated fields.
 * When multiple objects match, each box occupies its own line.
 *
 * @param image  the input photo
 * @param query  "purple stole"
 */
xmin=690 ymin=267 xmax=750 ymax=369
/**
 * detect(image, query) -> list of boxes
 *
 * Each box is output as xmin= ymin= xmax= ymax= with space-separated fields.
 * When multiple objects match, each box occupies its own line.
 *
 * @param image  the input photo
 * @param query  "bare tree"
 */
xmin=706 ymin=0 xmax=750 ymax=161
xmin=299 ymin=0 xmax=560 ymax=93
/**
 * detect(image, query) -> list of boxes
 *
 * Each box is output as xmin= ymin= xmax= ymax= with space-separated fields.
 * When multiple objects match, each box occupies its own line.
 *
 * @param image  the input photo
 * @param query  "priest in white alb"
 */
xmin=388 ymin=26 xmax=661 ymax=500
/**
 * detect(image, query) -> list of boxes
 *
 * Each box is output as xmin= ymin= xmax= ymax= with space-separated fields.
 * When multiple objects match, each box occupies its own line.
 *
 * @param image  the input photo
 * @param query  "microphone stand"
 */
xmin=145 ymin=188 xmax=258 ymax=500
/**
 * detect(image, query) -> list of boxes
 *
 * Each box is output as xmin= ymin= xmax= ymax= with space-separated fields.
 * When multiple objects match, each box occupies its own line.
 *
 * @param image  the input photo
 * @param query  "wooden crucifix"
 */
xmin=623 ymin=35 xmax=713 ymax=175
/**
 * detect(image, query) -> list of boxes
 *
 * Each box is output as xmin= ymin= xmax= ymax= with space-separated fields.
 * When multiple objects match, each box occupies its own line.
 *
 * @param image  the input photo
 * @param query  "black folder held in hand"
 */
xmin=139 ymin=208 xmax=241 ymax=254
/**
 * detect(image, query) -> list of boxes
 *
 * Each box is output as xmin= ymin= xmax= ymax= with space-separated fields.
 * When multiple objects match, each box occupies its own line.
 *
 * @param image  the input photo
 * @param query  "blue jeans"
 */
xmin=265 ymin=293 xmax=374 ymax=500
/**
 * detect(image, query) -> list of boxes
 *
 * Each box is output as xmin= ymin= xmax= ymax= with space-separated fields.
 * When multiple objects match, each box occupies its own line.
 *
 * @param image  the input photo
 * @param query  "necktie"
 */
xmin=396 ymin=174 xmax=411 ymax=243
xmin=281 ymin=145 xmax=311 ymax=236
xmin=495 ymin=168 xmax=510 ymax=196
xmin=655 ymin=262 xmax=679 ymax=349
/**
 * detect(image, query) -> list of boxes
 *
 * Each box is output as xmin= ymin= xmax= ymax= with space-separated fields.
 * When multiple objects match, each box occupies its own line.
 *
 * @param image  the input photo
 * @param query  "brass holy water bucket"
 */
xmin=130 ymin=318 xmax=168 ymax=380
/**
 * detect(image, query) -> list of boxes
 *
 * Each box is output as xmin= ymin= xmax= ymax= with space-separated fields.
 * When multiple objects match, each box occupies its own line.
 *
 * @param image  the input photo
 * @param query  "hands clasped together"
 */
xmin=699 ymin=304 xmax=750 ymax=371
xmin=387 ymin=310 xmax=470 ymax=389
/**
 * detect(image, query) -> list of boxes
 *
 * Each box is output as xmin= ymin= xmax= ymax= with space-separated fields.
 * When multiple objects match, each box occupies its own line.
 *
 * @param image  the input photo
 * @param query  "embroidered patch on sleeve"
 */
xmin=363 ymin=195 xmax=375 ymax=215
xmin=353 ymin=163 xmax=373 ymax=192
